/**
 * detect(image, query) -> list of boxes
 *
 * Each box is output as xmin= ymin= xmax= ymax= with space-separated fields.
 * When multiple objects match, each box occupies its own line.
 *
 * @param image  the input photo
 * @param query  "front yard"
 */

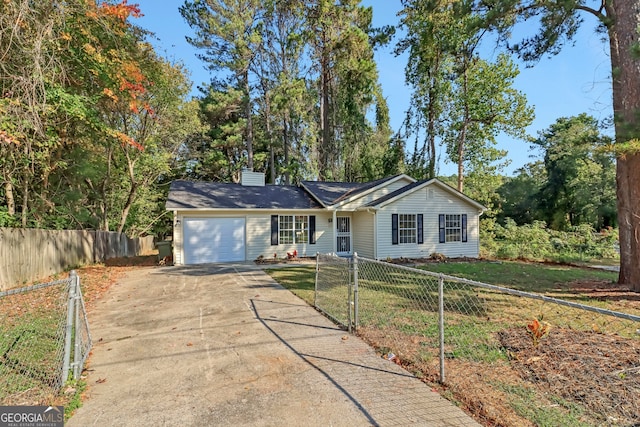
xmin=266 ymin=259 xmax=640 ymax=427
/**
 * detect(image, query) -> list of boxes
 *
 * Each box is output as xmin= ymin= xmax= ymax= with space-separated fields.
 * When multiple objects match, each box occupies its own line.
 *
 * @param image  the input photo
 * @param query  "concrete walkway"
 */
xmin=68 ymin=263 xmax=480 ymax=426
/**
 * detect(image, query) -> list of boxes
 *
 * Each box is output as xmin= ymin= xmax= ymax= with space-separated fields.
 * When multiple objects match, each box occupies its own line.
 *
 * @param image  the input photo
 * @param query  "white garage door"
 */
xmin=183 ymin=218 xmax=246 ymax=264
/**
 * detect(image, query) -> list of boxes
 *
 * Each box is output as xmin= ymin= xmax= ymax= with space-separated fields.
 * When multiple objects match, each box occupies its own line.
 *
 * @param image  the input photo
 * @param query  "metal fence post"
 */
xmin=438 ymin=273 xmax=445 ymax=384
xmin=61 ymin=271 xmax=77 ymax=385
xmin=314 ymin=252 xmax=319 ymax=308
xmin=73 ymin=272 xmax=82 ymax=379
xmin=347 ymin=257 xmax=353 ymax=333
xmin=353 ymin=252 xmax=359 ymax=331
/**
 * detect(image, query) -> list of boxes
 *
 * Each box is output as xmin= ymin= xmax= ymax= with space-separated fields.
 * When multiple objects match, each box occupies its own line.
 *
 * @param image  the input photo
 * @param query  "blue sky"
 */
xmin=134 ymin=0 xmax=613 ymax=176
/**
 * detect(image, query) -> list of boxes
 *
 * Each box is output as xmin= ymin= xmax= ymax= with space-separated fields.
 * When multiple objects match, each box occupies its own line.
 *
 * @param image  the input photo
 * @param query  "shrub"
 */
xmin=482 ymin=218 xmax=619 ymax=263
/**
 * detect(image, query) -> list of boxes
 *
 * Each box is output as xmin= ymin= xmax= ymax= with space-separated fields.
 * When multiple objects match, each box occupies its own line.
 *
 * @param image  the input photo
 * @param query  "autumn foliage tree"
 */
xmin=0 ymin=0 xmax=200 ymax=235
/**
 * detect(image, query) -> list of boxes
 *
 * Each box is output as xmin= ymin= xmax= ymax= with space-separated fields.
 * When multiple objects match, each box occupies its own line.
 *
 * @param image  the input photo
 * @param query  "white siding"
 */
xmin=340 ymin=177 xmax=413 ymax=210
xmin=245 ymin=211 xmax=333 ymax=260
xmin=174 ymin=210 xmax=331 ymax=264
xmin=375 ymin=185 xmax=481 ymax=260
xmin=352 ymin=211 xmax=375 ymax=258
xmin=173 ymin=212 xmax=183 ymax=265
xmin=240 ymin=170 xmax=265 ymax=186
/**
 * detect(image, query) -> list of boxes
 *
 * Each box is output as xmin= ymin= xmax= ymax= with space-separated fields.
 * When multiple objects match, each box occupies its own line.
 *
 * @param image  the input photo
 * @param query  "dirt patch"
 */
xmin=254 ymin=256 xmax=316 ymax=266
xmin=78 ymin=256 xmax=160 ymax=311
xmin=387 ymin=256 xmax=482 ymax=265
xmin=498 ymin=327 xmax=640 ymax=425
xmin=567 ymin=279 xmax=640 ymax=314
xmin=358 ymin=317 xmax=640 ymax=426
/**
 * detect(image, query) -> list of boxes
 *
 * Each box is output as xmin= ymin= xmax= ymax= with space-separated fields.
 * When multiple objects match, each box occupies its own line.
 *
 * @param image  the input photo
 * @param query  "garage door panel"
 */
xmin=184 ymin=218 xmax=245 ymax=264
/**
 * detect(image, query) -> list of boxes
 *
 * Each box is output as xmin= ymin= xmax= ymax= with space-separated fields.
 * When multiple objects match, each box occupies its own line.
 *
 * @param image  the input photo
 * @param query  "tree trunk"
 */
xmin=608 ymin=0 xmax=640 ymax=291
xmin=427 ymin=80 xmax=437 ymax=179
xmin=4 ymin=180 xmax=15 ymax=216
xmin=457 ymin=60 xmax=472 ymax=193
xmin=244 ymin=70 xmax=254 ymax=170
xmin=457 ymin=129 xmax=466 ymax=192
xmin=320 ymin=48 xmax=331 ymax=181
xmin=21 ymin=179 xmax=28 ymax=228
xmin=117 ymin=183 xmax=137 ymax=234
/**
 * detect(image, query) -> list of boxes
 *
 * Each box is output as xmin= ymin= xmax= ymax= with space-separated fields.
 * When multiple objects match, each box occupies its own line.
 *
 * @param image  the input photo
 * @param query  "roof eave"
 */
xmin=329 ymin=174 xmax=416 ymax=209
xmin=299 ymin=181 xmax=329 ymax=208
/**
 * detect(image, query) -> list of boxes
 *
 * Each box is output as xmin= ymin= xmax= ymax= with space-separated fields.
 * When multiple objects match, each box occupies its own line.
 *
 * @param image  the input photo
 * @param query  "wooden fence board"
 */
xmin=0 ymin=228 xmax=155 ymax=290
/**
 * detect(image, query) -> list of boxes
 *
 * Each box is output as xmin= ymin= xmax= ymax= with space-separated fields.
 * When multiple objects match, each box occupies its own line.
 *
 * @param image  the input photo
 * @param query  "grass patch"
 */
xmin=0 ymin=314 xmax=63 ymax=402
xmin=419 ymin=260 xmax=618 ymax=293
xmin=63 ymin=379 xmax=87 ymax=421
xmin=493 ymin=382 xmax=593 ymax=427
xmin=265 ymin=267 xmax=316 ymax=305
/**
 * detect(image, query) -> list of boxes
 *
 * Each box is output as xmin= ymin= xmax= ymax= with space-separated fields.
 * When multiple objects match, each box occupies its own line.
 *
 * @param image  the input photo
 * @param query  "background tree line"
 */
xmin=1 ymin=0 xmax=632 ymax=288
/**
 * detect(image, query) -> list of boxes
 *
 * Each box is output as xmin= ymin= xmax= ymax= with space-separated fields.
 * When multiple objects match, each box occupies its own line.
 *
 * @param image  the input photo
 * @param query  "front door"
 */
xmin=336 ymin=216 xmax=351 ymax=255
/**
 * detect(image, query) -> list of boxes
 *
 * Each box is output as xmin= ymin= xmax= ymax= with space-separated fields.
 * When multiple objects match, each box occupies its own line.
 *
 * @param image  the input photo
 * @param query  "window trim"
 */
xmin=392 ymin=213 xmax=424 ymax=245
xmin=399 ymin=214 xmax=417 ymax=244
xmin=272 ymin=214 xmax=314 ymax=245
xmin=438 ymin=213 xmax=468 ymax=243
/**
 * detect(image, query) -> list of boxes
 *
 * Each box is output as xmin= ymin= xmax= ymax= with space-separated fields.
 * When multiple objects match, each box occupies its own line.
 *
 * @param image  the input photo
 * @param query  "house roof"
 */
xmin=301 ymin=175 xmax=404 ymax=207
xmin=166 ymin=180 xmax=323 ymax=210
xmin=365 ymin=178 xmax=487 ymax=211
xmin=166 ymin=176 xmax=485 ymax=212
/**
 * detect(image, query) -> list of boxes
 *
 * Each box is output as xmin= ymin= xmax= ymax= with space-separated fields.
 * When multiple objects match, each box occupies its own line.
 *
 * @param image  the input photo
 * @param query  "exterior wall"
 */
xmin=351 ymin=211 xmax=375 ymax=258
xmin=375 ymin=185 xmax=481 ymax=260
xmin=173 ymin=210 xmax=331 ymax=264
xmin=339 ymin=177 xmax=414 ymax=210
xmin=246 ymin=211 xmax=333 ymax=260
xmin=173 ymin=211 xmax=183 ymax=265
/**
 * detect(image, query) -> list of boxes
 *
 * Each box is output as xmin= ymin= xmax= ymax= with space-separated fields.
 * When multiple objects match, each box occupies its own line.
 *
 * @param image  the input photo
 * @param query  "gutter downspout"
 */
xmin=365 ymin=207 xmax=379 ymax=259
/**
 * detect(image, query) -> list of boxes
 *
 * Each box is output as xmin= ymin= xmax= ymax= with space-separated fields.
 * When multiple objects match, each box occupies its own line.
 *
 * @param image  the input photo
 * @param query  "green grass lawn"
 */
xmin=418 ymin=260 xmax=618 ymax=293
xmin=267 ymin=260 xmax=619 ymax=303
xmin=265 ymin=266 xmax=316 ymax=305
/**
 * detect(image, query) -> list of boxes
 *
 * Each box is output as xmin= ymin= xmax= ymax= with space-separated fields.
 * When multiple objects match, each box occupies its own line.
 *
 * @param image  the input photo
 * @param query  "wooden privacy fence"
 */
xmin=0 ymin=228 xmax=155 ymax=290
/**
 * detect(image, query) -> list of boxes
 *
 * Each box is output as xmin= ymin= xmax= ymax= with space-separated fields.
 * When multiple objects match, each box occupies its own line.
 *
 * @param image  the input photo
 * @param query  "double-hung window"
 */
xmin=399 ymin=214 xmax=417 ymax=244
xmin=277 ymin=215 xmax=308 ymax=244
xmin=294 ymin=216 xmax=309 ymax=243
xmin=445 ymin=214 xmax=462 ymax=242
xmin=438 ymin=214 xmax=468 ymax=243
xmin=279 ymin=216 xmax=294 ymax=244
xmin=391 ymin=213 xmax=423 ymax=245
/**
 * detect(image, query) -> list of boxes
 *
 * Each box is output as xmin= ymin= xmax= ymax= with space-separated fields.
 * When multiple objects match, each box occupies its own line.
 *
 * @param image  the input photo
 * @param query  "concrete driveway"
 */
xmin=68 ymin=263 xmax=479 ymax=426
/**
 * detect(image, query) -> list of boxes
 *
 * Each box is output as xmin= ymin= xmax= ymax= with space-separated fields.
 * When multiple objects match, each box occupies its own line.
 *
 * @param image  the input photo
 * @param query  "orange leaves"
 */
xmin=102 ymin=88 xmax=119 ymax=102
xmin=0 ymin=130 xmax=19 ymax=145
xmin=527 ymin=316 xmax=551 ymax=346
xmin=99 ymin=1 xmax=142 ymax=22
xmin=112 ymin=130 xmax=144 ymax=151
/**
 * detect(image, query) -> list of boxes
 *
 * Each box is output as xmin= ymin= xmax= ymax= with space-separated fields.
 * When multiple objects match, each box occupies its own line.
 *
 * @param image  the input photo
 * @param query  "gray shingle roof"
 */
xmin=301 ymin=175 xmax=400 ymax=206
xmin=365 ymin=179 xmax=431 ymax=207
xmin=166 ymin=180 xmax=323 ymax=210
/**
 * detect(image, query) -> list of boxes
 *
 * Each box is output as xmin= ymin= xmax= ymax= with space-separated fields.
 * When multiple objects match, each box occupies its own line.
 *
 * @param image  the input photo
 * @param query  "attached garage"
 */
xmin=183 ymin=217 xmax=246 ymax=264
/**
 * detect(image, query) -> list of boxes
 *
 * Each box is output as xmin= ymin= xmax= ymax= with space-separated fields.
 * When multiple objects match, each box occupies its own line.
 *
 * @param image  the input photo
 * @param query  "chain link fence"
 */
xmin=315 ymin=253 xmax=640 ymax=426
xmin=0 ymin=271 xmax=92 ymax=405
